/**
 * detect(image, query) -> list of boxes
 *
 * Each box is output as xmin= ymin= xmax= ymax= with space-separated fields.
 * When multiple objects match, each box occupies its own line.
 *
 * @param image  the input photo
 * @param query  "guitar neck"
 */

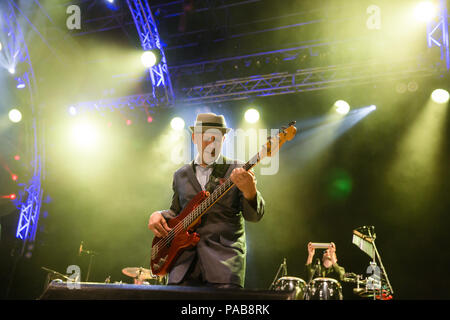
xmin=183 ymin=153 xmax=261 ymax=230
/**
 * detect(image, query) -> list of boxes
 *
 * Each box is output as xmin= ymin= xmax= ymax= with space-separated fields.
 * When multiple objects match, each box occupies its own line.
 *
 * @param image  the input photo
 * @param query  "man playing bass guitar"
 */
xmin=148 ymin=113 xmax=265 ymax=289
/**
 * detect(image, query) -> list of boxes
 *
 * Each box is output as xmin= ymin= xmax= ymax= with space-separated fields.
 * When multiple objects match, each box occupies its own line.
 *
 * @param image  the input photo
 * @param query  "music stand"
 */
xmin=352 ymin=226 xmax=394 ymax=299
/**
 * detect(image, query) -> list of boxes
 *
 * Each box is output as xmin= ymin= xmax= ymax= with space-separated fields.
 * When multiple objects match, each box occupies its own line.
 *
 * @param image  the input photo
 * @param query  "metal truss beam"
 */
xmin=73 ymin=56 xmax=441 ymax=111
xmin=126 ymin=0 xmax=175 ymax=106
xmin=74 ymin=92 xmax=162 ymax=113
xmin=178 ymin=59 xmax=441 ymax=104
xmin=427 ymin=0 xmax=449 ymax=70
xmin=16 ymin=124 xmax=43 ymax=243
xmin=2 ymin=1 xmax=43 ymax=246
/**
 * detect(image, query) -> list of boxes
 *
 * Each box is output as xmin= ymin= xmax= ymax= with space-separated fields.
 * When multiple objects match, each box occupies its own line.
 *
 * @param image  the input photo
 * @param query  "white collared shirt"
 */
xmin=194 ymin=154 xmax=223 ymax=191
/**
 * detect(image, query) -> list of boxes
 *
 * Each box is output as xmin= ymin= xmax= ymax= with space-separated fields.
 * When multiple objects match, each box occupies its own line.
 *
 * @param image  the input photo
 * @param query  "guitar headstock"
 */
xmin=265 ymin=121 xmax=297 ymax=157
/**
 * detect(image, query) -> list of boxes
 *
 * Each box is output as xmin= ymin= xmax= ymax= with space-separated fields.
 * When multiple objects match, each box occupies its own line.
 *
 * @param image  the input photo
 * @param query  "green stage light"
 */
xmin=327 ymin=169 xmax=353 ymax=200
xmin=431 ymin=89 xmax=450 ymax=104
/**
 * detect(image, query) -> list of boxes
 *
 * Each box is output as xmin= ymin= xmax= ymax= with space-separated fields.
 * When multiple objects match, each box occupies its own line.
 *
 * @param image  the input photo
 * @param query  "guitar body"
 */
xmin=150 ymin=191 xmax=208 ymax=276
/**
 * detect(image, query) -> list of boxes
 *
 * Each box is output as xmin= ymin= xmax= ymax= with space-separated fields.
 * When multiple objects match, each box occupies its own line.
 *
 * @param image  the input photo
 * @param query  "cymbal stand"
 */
xmin=367 ymin=227 xmax=394 ymax=299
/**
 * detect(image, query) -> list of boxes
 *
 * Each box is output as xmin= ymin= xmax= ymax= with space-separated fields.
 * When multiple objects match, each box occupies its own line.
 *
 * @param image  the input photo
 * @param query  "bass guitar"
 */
xmin=150 ymin=121 xmax=297 ymax=276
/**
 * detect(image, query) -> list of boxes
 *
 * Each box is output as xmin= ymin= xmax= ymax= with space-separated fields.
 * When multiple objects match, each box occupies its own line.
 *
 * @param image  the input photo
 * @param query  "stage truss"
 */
xmin=2 ymin=0 xmax=44 ymax=251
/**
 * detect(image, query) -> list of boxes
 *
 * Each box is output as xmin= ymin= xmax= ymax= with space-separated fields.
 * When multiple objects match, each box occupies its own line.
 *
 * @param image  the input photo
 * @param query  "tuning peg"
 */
xmin=288 ymin=121 xmax=296 ymax=126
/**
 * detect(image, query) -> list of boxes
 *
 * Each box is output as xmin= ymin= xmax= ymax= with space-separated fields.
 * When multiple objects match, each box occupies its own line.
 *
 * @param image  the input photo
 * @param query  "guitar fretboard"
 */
xmin=181 ymin=153 xmax=260 ymax=230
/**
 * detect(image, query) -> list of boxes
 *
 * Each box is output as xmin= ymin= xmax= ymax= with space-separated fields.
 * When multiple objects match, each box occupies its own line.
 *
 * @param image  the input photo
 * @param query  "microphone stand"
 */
xmin=269 ymin=258 xmax=287 ymax=290
xmin=81 ymin=249 xmax=98 ymax=282
xmin=307 ymin=258 xmax=321 ymax=285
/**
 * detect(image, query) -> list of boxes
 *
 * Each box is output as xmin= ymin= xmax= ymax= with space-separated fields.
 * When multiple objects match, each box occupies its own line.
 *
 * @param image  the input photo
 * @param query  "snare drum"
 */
xmin=273 ymin=276 xmax=307 ymax=300
xmin=307 ymin=277 xmax=343 ymax=300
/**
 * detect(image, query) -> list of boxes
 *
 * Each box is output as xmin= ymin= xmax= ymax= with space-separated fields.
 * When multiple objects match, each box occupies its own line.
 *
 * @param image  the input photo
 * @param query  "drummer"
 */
xmin=305 ymin=242 xmax=345 ymax=282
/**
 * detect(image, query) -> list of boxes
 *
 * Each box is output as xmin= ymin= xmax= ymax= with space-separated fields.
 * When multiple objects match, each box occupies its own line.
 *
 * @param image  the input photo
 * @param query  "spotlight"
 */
xmin=126 ymin=119 xmax=132 ymax=126
xmin=8 ymin=109 xmax=22 ymax=123
xmin=141 ymin=50 xmax=161 ymax=68
xmin=407 ymin=81 xmax=418 ymax=92
xmin=334 ymin=100 xmax=350 ymax=115
xmin=396 ymin=83 xmax=407 ymax=94
xmin=414 ymin=2 xmax=436 ymax=22
xmin=244 ymin=108 xmax=260 ymax=123
xmin=8 ymin=67 xmax=15 ymax=74
xmin=14 ymin=155 xmax=20 ymax=161
xmin=12 ymin=174 xmax=18 ymax=181
xmin=147 ymin=116 xmax=153 ymax=123
xmin=369 ymin=105 xmax=377 ymax=111
xmin=0 ymin=41 xmax=2 ymax=51
xmin=15 ymin=77 xmax=26 ymax=89
xmin=170 ymin=117 xmax=185 ymax=131
xmin=68 ymin=106 xmax=77 ymax=116
xmin=9 ymin=194 xmax=16 ymax=200
xmin=431 ymin=89 xmax=450 ymax=104
xmin=70 ymin=122 xmax=99 ymax=149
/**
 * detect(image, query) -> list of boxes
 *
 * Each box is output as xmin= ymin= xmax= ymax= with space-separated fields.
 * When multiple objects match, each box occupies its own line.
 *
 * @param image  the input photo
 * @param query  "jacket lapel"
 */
xmin=187 ymin=160 xmax=203 ymax=193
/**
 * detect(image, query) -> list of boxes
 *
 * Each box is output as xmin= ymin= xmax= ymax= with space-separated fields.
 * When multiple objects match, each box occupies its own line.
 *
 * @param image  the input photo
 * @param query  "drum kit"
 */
xmin=40 ymin=227 xmax=392 ymax=300
xmin=271 ymin=227 xmax=394 ymax=300
xmin=41 ymin=265 xmax=167 ymax=288
xmin=273 ymin=276 xmax=343 ymax=300
xmin=121 ymin=267 xmax=167 ymax=285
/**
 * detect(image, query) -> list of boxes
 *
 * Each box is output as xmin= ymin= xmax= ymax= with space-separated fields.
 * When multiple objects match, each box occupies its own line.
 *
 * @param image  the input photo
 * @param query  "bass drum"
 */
xmin=307 ymin=277 xmax=343 ymax=300
xmin=273 ymin=276 xmax=307 ymax=300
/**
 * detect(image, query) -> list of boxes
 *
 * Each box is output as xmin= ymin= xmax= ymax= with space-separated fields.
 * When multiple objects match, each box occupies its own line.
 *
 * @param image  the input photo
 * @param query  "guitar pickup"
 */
xmin=153 ymin=255 xmax=168 ymax=271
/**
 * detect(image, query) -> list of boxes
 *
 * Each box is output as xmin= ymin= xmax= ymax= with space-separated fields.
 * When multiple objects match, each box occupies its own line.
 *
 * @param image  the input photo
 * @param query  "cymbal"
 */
xmin=122 ymin=267 xmax=155 ymax=280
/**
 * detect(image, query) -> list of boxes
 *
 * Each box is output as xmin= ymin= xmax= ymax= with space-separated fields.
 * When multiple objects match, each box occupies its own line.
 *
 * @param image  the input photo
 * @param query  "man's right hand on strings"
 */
xmin=148 ymin=211 xmax=172 ymax=238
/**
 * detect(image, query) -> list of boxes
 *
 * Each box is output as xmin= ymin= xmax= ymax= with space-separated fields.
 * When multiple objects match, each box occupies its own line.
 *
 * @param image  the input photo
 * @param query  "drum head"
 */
xmin=308 ymin=277 xmax=343 ymax=300
xmin=274 ymin=276 xmax=307 ymax=300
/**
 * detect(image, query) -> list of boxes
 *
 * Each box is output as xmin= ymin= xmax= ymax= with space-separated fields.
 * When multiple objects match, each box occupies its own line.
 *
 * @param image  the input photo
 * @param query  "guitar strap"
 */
xmin=205 ymin=156 xmax=231 ymax=193
xmin=191 ymin=156 xmax=231 ymax=193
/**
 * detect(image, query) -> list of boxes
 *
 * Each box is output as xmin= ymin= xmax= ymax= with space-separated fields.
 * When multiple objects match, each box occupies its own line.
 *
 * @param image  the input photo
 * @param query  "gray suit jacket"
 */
xmin=160 ymin=159 xmax=265 ymax=287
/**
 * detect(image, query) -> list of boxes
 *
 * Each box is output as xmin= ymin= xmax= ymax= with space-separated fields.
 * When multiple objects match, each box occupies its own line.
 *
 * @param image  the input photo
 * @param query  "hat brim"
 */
xmin=189 ymin=126 xmax=231 ymax=133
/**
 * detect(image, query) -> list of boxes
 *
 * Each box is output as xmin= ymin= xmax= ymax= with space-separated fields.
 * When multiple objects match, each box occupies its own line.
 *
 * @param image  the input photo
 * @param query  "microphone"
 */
xmin=78 ymin=241 xmax=84 ymax=256
xmin=314 ymin=258 xmax=321 ymax=277
xmin=282 ymin=258 xmax=287 ymax=276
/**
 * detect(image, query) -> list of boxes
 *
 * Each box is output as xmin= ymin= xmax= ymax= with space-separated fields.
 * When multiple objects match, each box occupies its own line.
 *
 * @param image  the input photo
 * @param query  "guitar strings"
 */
xmin=152 ymin=179 xmax=234 ymax=257
xmin=153 ymin=179 xmax=233 ymax=251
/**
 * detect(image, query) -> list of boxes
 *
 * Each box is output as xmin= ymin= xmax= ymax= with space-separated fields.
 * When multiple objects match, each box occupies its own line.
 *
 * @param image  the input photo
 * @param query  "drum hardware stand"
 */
xmin=40 ymin=267 xmax=72 ymax=296
xmin=79 ymin=244 xmax=99 ymax=282
xmin=366 ymin=227 xmax=393 ymax=300
xmin=268 ymin=258 xmax=287 ymax=290
xmin=352 ymin=226 xmax=394 ymax=299
xmin=85 ymin=252 xmax=95 ymax=282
